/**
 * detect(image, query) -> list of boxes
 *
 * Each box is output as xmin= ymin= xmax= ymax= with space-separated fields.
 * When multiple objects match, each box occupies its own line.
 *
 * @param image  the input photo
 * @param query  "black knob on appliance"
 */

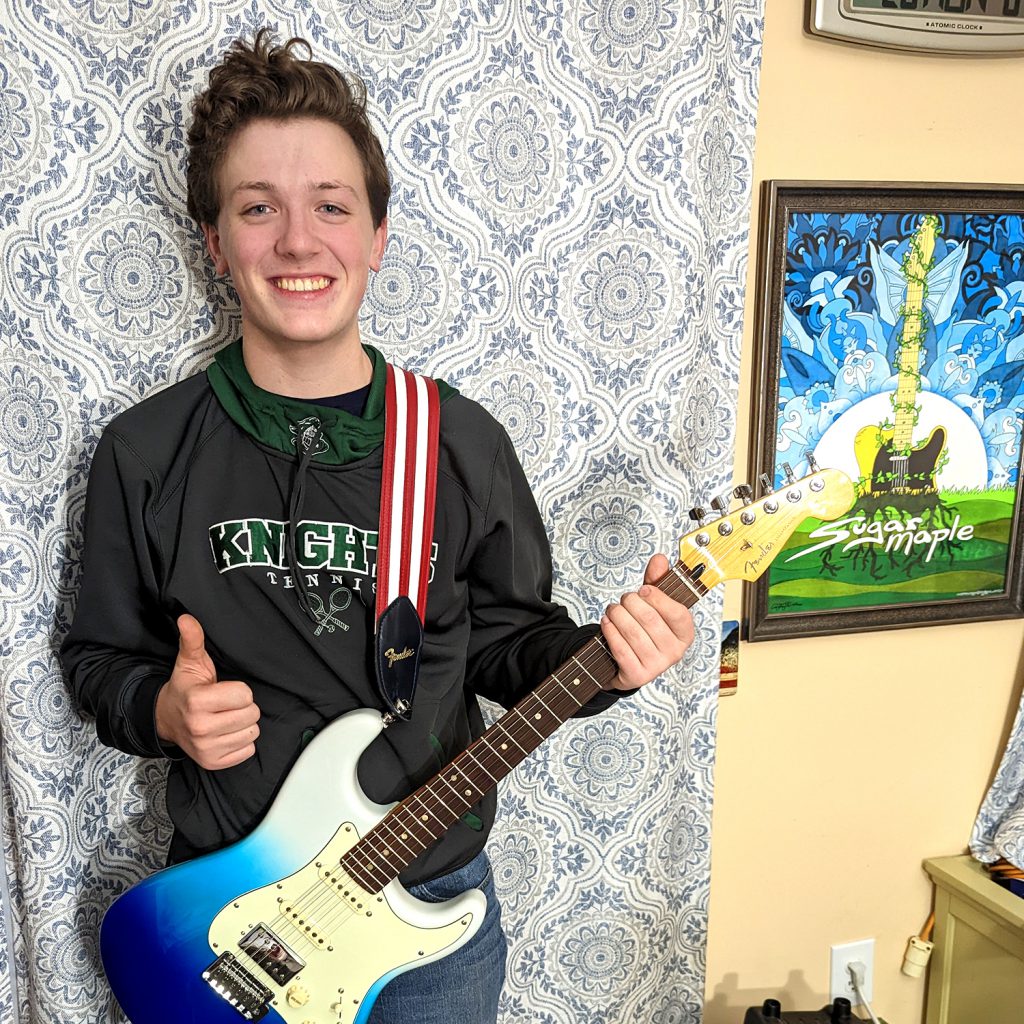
xmin=831 ymin=997 xmax=852 ymax=1023
xmin=761 ymin=998 xmax=782 ymax=1019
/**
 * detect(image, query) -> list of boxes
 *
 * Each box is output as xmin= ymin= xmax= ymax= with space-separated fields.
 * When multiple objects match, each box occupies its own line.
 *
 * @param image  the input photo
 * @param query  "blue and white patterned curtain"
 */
xmin=0 ymin=3 xmax=763 ymax=1021
xmin=972 ymin=695 xmax=1024 ymax=871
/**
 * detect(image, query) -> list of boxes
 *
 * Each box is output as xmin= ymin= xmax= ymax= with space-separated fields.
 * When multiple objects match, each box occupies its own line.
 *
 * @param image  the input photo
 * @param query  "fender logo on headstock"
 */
xmin=744 ymin=541 xmax=774 ymax=574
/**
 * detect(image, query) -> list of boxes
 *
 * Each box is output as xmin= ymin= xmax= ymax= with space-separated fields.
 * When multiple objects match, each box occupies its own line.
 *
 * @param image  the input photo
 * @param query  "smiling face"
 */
xmin=202 ymin=117 xmax=387 ymax=365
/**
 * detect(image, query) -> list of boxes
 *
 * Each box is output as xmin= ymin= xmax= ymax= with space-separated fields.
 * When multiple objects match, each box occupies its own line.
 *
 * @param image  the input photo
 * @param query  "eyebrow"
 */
xmin=231 ymin=180 xmax=358 ymax=196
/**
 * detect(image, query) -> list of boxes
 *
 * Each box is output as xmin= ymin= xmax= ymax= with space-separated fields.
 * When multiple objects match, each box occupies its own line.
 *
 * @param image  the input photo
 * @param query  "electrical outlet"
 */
xmin=830 ymin=938 xmax=875 ymax=1005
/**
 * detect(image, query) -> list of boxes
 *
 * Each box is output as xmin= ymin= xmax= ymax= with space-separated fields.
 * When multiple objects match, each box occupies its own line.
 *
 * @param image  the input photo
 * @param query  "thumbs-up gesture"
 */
xmin=155 ymin=614 xmax=261 ymax=770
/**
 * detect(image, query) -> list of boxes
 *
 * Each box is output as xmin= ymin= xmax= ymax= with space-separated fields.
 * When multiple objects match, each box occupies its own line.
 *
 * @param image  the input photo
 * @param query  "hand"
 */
xmin=600 ymin=554 xmax=694 ymax=691
xmin=155 ymin=614 xmax=261 ymax=770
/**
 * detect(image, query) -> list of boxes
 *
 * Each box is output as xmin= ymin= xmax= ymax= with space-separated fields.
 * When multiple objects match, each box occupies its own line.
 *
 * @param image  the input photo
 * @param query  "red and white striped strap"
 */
xmin=376 ymin=364 xmax=440 ymax=626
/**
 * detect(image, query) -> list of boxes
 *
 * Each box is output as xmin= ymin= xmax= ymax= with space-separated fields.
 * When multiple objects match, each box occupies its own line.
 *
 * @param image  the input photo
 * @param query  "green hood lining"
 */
xmin=207 ymin=339 xmax=457 ymax=466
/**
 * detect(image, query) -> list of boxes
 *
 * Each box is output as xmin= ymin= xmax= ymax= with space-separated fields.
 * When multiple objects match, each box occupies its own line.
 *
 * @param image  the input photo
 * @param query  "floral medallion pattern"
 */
xmin=361 ymin=224 xmax=449 ymax=343
xmin=0 ymin=3 xmax=763 ymax=1022
xmin=0 ymin=361 xmax=71 ymax=488
xmin=310 ymin=0 xmax=462 ymax=66
xmin=76 ymin=218 xmax=184 ymax=335
xmin=527 ymin=0 xmax=701 ymax=131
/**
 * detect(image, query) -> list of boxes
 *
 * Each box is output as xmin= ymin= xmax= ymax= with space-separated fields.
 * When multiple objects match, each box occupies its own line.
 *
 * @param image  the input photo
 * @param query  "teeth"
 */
xmin=276 ymin=277 xmax=330 ymax=292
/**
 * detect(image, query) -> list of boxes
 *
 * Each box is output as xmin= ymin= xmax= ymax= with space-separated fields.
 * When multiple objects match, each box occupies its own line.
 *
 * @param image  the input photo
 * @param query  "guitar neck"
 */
xmin=341 ymin=561 xmax=708 ymax=892
xmin=893 ymin=215 xmax=938 ymax=448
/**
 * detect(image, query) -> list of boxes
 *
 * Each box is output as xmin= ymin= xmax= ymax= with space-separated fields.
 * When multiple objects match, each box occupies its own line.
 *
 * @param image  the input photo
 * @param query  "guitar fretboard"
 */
xmin=892 ymin=215 xmax=938 ymax=450
xmin=340 ymin=559 xmax=708 ymax=892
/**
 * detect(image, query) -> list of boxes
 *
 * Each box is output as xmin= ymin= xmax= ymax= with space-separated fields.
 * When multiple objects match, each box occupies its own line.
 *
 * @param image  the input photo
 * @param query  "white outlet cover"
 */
xmin=830 ymin=938 xmax=875 ymax=1004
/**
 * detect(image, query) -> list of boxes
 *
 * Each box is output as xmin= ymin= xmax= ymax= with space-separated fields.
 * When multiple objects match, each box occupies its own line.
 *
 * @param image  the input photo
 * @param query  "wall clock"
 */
xmin=809 ymin=0 xmax=1024 ymax=54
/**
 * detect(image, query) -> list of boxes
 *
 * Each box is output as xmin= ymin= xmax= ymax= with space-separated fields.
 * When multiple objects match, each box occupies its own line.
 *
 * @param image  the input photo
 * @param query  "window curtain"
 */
xmin=0 ymin=3 xmax=764 ymax=1021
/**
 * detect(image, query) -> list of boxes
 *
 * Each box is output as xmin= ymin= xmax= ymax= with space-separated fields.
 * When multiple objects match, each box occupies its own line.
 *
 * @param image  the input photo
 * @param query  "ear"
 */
xmin=369 ymin=217 xmax=388 ymax=273
xmin=201 ymin=222 xmax=230 ymax=276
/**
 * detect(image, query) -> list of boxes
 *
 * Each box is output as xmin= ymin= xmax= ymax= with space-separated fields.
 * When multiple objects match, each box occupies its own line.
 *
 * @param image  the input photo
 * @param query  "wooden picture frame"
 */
xmin=746 ymin=180 xmax=1024 ymax=641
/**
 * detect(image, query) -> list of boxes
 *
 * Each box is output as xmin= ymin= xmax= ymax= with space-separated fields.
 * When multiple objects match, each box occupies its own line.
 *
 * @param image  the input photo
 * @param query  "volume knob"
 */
xmin=285 ymin=984 xmax=309 ymax=1007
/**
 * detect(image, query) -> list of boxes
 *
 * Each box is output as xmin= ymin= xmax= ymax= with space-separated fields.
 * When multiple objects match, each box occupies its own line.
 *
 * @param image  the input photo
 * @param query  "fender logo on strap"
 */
xmin=384 ymin=646 xmax=415 ymax=668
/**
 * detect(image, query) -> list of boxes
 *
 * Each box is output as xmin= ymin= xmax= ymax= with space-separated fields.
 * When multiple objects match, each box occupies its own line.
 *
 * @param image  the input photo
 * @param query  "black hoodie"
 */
xmin=61 ymin=341 xmax=616 ymax=884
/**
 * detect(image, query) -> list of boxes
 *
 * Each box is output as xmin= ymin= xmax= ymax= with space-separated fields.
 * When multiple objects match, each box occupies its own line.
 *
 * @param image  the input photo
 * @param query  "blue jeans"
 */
xmin=366 ymin=851 xmax=507 ymax=1024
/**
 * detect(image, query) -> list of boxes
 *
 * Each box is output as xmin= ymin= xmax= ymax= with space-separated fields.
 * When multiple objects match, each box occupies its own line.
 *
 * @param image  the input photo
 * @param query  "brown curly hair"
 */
xmin=186 ymin=29 xmax=390 ymax=228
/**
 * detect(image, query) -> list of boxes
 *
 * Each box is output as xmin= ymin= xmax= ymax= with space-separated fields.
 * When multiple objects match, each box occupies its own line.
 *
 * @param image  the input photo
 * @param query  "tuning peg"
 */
xmin=688 ymin=506 xmax=708 ymax=525
xmin=732 ymin=483 xmax=754 ymax=505
xmin=782 ymin=462 xmax=795 ymax=485
xmin=709 ymin=494 xmax=730 ymax=515
xmin=805 ymin=450 xmax=819 ymax=472
xmin=758 ymin=473 xmax=773 ymax=495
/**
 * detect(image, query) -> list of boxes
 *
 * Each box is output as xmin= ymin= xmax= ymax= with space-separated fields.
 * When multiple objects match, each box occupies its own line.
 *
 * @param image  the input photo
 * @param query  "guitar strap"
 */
xmin=374 ymin=364 xmax=441 ymax=721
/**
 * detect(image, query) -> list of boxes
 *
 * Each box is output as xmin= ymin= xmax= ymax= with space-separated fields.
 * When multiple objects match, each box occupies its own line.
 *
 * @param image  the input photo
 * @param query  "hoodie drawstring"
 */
xmin=286 ymin=417 xmax=326 ymax=625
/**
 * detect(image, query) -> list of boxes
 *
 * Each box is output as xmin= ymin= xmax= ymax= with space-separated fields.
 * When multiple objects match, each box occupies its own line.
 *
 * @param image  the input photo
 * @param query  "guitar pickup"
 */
xmin=202 ymin=951 xmax=273 ymax=1021
xmin=238 ymin=923 xmax=305 ymax=986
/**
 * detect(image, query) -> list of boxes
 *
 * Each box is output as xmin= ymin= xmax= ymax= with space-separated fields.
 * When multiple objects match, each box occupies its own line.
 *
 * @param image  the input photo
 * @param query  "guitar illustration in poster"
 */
xmin=852 ymin=215 xmax=947 ymax=498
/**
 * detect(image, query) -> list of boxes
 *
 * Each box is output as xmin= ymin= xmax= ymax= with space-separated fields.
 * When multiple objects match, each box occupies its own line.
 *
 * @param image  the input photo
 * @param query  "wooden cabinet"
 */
xmin=923 ymin=855 xmax=1024 ymax=1024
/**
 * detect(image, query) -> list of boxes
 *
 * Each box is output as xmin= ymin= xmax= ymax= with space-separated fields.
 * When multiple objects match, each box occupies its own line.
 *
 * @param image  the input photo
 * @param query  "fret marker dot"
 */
xmin=464 ymin=789 xmax=472 ymax=796
xmin=572 ymin=678 xmax=580 ymax=685
xmin=501 ymin=743 xmax=508 ymax=750
xmin=401 ymin=833 xmax=408 ymax=840
xmin=535 ymin=713 xmax=542 ymax=720
xmin=421 ymin=815 xmax=428 ymax=821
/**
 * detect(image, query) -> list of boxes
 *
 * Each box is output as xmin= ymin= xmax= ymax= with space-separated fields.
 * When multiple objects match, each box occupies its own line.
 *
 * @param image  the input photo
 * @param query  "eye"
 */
xmin=319 ymin=203 xmax=348 ymax=216
xmin=243 ymin=203 xmax=272 ymax=216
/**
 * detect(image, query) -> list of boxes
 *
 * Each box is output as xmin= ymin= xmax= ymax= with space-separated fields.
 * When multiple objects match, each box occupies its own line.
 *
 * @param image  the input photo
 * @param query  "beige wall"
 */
xmin=704 ymin=8 xmax=1024 ymax=1023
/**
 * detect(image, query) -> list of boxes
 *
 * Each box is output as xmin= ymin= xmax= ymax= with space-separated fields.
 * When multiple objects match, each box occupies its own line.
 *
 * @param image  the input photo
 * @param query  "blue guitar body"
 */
xmin=100 ymin=708 xmax=485 ymax=1024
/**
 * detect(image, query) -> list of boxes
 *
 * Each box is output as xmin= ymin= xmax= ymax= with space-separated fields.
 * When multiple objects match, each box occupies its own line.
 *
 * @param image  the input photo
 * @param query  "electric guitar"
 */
xmin=854 ymin=214 xmax=947 ymax=497
xmin=100 ymin=466 xmax=855 ymax=1024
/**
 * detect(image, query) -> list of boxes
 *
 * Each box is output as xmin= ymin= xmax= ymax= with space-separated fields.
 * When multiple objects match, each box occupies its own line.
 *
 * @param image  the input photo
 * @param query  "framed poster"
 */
xmin=747 ymin=181 xmax=1024 ymax=641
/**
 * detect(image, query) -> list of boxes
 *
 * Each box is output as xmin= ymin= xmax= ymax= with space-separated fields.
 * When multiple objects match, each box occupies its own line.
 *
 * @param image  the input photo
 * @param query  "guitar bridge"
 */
xmin=202 ymin=951 xmax=273 ymax=1021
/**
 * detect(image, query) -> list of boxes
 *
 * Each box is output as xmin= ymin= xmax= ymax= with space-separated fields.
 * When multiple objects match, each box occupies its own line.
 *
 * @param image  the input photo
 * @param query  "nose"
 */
xmin=275 ymin=208 xmax=321 ymax=261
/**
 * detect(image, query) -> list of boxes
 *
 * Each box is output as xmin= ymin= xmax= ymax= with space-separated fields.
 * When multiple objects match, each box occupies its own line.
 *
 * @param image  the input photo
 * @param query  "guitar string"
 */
xmin=261 ymin=822 xmax=393 ymax=946
xmin=228 ymin=487 xmax=824 ymax=974
xmin=339 ymin=559 xmax=710 ymax=893
xmin=275 ymin=553 xmax=718 ymax=932
xmin=256 ymin=560 xmax=710 ymax=949
xmin=244 ymin=516 xmax=778 ymax=962
xmin=349 ymin=565 xmax=708 ymax=890
xmin=271 ymin=861 xmax=362 ymax=946
xmin=260 ymin=852 xmax=393 ymax=968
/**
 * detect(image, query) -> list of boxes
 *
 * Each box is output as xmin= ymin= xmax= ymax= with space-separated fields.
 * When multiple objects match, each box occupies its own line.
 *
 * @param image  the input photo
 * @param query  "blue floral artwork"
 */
xmin=750 ymin=186 xmax=1024 ymax=639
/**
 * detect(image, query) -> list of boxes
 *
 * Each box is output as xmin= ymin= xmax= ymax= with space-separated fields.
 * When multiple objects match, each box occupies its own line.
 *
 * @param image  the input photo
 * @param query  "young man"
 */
xmin=61 ymin=31 xmax=693 ymax=1023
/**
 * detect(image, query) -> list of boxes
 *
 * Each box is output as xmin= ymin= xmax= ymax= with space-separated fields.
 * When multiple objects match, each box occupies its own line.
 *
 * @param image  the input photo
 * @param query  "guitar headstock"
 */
xmin=677 ymin=467 xmax=855 ymax=588
xmin=905 ymin=214 xmax=939 ymax=283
